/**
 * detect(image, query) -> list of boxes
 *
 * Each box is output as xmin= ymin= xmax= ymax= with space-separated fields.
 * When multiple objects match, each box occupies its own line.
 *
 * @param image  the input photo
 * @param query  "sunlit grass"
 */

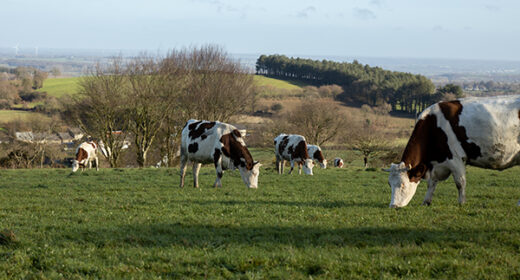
xmin=0 ymin=163 xmax=519 ymax=278
xmin=40 ymin=77 xmax=80 ymax=97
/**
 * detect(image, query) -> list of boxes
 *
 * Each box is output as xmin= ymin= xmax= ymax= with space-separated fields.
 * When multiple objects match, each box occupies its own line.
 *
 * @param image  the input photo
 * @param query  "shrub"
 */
xmin=270 ymin=103 xmax=283 ymax=112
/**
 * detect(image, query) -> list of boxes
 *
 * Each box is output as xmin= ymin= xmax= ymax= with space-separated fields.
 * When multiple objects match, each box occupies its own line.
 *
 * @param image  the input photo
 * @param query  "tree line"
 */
xmin=256 ymin=55 xmax=462 ymax=114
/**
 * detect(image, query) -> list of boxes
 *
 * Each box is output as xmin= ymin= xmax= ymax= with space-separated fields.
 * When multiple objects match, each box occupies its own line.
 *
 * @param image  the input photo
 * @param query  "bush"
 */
xmin=0 ymin=99 xmax=12 ymax=109
xmin=19 ymin=91 xmax=47 ymax=102
xmin=270 ymin=103 xmax=283 ymax=112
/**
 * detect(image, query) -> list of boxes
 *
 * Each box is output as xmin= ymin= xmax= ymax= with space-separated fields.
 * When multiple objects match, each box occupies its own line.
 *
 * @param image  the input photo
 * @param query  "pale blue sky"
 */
xmin=2 ymin=0 xmax=519 ymax=60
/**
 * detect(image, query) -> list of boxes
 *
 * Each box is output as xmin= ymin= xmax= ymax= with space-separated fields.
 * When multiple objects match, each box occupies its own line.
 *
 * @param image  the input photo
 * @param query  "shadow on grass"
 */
xmin=71 ymin=223 xmax=511 ymax=249
xmin=168 ymin=199 xmax=384 ymax=209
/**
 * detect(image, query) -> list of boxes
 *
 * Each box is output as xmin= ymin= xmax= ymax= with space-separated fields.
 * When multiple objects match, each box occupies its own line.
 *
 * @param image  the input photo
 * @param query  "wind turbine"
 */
xmin=13 ymin=44 xmax=19 ymax=56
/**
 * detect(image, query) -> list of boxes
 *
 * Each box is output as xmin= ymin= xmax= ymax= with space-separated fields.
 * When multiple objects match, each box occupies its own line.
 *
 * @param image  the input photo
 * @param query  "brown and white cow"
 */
xmin=274 ymin=134 xmax=314 ymax=175
xmin=72 ymin=141 xmax=99 ymax=172
xmin=334 ymin=158 xmax=344 ymax=168
xmin=384 ymin=96 xmax=520 ymax=208
xmin=307 ymin=144 xmax=327 ymax=169
xmin=179 ymin=119 xmax=261 ymax=189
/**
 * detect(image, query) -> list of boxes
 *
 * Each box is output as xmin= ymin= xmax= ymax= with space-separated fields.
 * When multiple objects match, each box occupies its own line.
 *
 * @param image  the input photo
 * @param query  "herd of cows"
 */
xmin=71 ymin=95 xmax=520 ymax=208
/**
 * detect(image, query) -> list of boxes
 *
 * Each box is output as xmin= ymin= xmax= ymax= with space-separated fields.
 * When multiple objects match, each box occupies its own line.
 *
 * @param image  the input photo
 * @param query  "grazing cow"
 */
xmin=334 ymin=158 xmax=344 ymax=168
xmin=180 ymin=119 xmax=261 ymax=189
xmin=384 ymin=96 xmax=520 ymax=208
xmin=307 ymin=145 xmax=327 ymax=169
xmin=274 ymin=134 xmax=314 ymax=175
xmin=72 ymin=141 xmax=99 ymax=172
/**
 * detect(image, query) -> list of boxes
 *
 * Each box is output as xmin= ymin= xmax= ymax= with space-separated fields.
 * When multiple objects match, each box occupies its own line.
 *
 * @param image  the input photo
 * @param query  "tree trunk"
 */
xmin=136 ymin=148 xmax=148 ymax=168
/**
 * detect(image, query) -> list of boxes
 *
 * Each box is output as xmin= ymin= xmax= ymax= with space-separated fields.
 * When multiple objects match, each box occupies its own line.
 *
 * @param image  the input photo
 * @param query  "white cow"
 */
xmin=180 ymin=119 xmax=261 ymax=189
xmin=334 ymin=158 xmax=344 ymax=168
xmin=384 ymin=96 xmax=520 ymax=208
xmin=307 ymin=144 xmax=327 ymax=169
xmin=72 ymin=141 xmax=99 ymax=172
xmin=274 ymin=134 xmax=314 ymax=175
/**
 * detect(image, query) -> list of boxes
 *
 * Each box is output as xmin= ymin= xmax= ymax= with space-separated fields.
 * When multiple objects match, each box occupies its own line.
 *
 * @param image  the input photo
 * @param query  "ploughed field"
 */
xmin=1 ymin=156 xmax=520 ymax=278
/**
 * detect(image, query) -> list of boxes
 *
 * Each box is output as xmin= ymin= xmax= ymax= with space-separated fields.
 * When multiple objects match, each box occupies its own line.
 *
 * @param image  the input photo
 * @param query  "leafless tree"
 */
xmin=126 ymin=54 xmax=185 ymax=167
xmin=179 ymin=45 xmax=254 ymax=122
xmin=350 ymin=118 xmax=389 ymax=168
xmin=287 ymin=99 xmax=345 ymax=146
xmin=65 ymin=59 xmax=129 ymax=167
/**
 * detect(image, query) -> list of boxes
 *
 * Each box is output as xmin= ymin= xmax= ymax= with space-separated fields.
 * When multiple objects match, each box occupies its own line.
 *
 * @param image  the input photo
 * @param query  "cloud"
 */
xmin=353 ymin=8 xmax=376 ymax=20
xmin=297 ymin=6 xmax=317 ymax=18
xmin=485 ymin=5 xmax=500 ymax=12
xmin=369 ymin=0 xmax=384 ymax=7
xmin=191 ymin=0 xmax=248 ymax=18
xmin=433 ymin=25 xmax=444 ymax=31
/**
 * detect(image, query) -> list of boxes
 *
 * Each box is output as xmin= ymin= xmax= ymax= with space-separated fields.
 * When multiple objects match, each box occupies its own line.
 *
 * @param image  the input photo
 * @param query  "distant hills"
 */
xmin=2 ymin=47 xmax=520 ymax=82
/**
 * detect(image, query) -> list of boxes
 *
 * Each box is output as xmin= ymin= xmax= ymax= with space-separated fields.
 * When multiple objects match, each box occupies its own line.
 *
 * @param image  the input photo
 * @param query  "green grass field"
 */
xmin=39 ymin=77 xmax=80 ymax=97
xmin=1 ymin=156 xmax=520 ymax=278
xmin=0 ymin=110 xmax=50 ymax=124
xmin=253 ymin=76 xmax=307 ymax=90
xmin=39 ymin=76 xmax=302 ymax=99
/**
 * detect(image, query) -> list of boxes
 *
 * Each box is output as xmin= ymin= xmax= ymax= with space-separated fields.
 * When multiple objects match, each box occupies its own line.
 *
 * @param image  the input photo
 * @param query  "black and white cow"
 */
xmin=180 ymin=119 xmax=261 ymax=189
xmin=72 ymin=141 xmax=99 ymax=172
xmin=334 ymin=158 xmax=344 ymax=168
xmin=274 ymin=134 xmax=314 ymax=175
xmin=384 ymin=96 xmax=520 ymax=208
xmin=307 ymin=144 xmax=327 ymax=169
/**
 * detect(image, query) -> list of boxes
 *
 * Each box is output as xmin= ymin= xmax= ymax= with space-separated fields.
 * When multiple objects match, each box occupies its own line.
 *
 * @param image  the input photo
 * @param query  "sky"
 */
xmin=1 ymin=0 xmax=520 ymax=61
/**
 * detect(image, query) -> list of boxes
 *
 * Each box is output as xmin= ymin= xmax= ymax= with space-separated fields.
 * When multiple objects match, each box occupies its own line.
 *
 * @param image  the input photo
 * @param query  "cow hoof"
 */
xmin=422 ymin=201 xmax=431 ymax=206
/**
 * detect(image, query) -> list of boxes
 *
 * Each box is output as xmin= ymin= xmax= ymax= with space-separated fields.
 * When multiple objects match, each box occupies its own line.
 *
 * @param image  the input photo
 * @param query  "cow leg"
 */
xmin=94 ymin=157 xmax=99 ymax=171
xmin=289 ymin=161 xmax=295 ymax=174
xmin=281 ymin=160 xmax=285 ymax=174
xmin=88 ymin=159 xmax=92 ymax=170
xmin=276 ymin=157 xmax=281 ymax=174
xmin=453 ymin=172 xmax=467 ymax=205
xmin=422 ymin=179 xmax=438 ymax=206
xmin=193 ymin=163 xmax=202 ymax=188
xmin=298 ymin=162 xmax=302 ymax=175
xmin=179 ymin=156 xmax=187 ymax=188
xmin=213 ymin=156 xmax=223 ymax=188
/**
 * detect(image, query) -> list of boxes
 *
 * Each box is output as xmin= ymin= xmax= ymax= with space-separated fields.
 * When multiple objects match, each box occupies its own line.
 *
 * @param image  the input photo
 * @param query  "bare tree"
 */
xmin=64 ymin=59 xmax=129 ymax=167
xmin=350 ymin=118 xmax=389 ymax=168
xmin=287 ymin=99 xmax=345 ymax=146
xmin=179 ymin=45 xmax=254 ymax=122
xmin=126 ymin=55 xmax=183 ymax=167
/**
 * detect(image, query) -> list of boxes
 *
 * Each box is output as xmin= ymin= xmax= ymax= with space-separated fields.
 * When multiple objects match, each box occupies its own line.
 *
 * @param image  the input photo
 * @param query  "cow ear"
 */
xmin=408 ymin=164 xmax=427 ymax=181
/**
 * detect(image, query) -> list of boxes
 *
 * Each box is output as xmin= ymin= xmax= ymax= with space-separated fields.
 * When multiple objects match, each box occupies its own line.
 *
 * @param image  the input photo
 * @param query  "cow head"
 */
xmin=71 ymin=160 xmax=80 ymax=172
xmin=319 ymin=159 xmax=327 ymax=169
xmin=238 ymin=161 xmax=262 ymax=188
xmin=383 ymin=162 xmax=421 ymax=208
xmin=303 ymin=159 xmax=315 ymax=175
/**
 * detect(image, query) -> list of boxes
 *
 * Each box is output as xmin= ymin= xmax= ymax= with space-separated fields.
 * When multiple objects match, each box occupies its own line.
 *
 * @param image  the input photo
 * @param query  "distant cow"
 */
xmin=180 ymin=119 xmax=261 ymax=189
xmin=72 ymin=141 xmax=99 ymax=172
xmin=307 ymin=145 xmax=327 ymax=169
xmin=334 ymin=158 xmax=344 ymax=168
xmin=384 ymin=96 xmax=520 ymax=208
xmin=274 ymin=134 xmax=314 ymax=175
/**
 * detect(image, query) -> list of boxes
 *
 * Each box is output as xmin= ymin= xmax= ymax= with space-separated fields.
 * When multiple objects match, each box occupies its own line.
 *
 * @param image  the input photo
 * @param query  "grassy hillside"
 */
xmin=39 ymin=75 xmax=304 ymax=98
xmin=0 ymin=164 xmax=520 ymax=278
xmin=253 ymin=75 xmax=308 ymax=90
xmin=0 ymin=110 xmax=50 ymax=124
xmin=40 ymin=77 xmax=80 ymax=97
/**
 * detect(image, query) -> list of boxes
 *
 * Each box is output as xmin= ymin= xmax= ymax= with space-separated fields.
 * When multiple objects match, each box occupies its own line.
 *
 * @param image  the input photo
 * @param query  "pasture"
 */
xmin=39 ymin=77 xmax=80 ymax=98
xmin=0 ymin=110 xmax=51 ymax=124
xmin=1 ymin=158 xmax=520 ymax=278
